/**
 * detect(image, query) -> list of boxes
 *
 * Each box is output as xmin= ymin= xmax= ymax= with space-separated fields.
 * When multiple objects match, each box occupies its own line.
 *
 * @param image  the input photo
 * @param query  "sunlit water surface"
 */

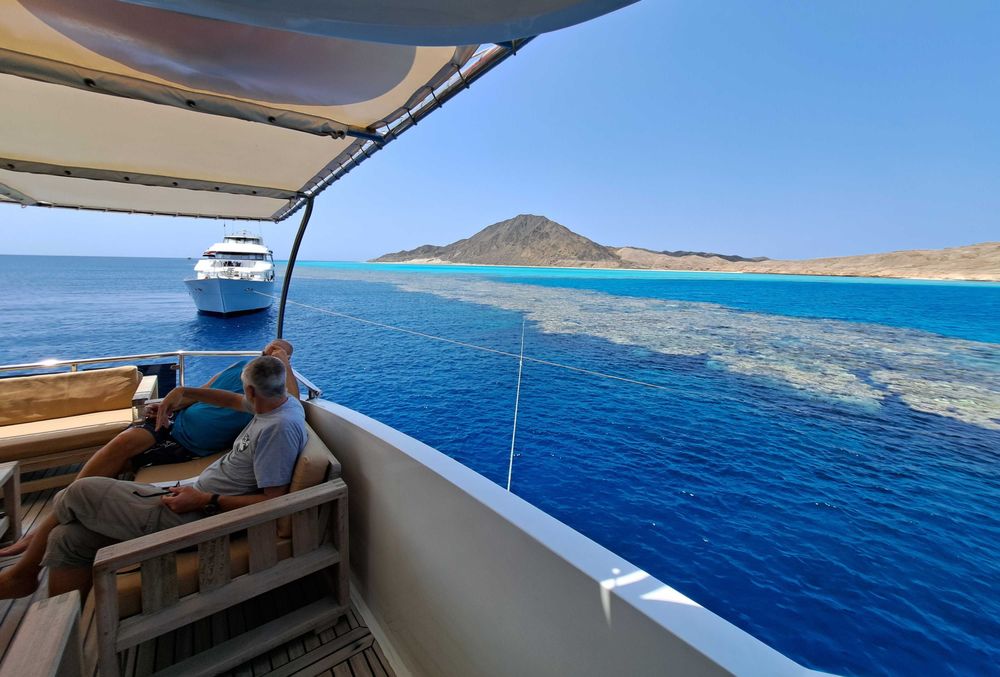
xmin=1 ymin=255 xmax=997 ymax=676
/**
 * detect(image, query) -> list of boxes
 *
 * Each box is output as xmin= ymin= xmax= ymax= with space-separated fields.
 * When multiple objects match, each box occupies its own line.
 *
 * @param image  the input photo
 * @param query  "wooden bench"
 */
xmin=0 ymin=591 xmax=83 ymax=677
xmin=0 ymin=367 xmax=157 ymax=494
xmin=93 ymin=424 xmax=347 ymax=677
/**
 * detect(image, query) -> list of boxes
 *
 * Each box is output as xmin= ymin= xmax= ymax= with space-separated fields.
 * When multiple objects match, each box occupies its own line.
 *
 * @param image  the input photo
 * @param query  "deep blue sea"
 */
xmin=1 ymin=255 xmax=998 ymax=676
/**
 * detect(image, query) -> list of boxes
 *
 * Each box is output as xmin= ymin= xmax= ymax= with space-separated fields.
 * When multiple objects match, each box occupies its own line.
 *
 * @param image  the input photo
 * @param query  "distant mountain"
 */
xmin=372 ymin=215 xmax=1000 ymax=281
xmin=374 ymin=214 xmax=619 ymax=267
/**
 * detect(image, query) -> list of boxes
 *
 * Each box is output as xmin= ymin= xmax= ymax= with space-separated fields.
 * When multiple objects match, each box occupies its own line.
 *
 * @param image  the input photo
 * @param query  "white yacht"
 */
xmin=185 ymin=232 xmax=275 ymax=315
xmin=0 ymin=2 xmax=829 ymax=675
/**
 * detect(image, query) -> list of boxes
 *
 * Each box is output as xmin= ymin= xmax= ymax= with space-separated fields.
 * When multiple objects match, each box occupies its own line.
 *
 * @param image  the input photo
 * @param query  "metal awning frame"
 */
xmin=0 ymin=40 xmax=527 ymax=222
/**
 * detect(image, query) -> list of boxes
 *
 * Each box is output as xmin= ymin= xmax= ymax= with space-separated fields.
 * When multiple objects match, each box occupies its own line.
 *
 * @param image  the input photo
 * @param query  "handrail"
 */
xmin=0 ymin=350 xmax=322 ymax=400
xmin=0 ymin=350 xmax=259 ymax=374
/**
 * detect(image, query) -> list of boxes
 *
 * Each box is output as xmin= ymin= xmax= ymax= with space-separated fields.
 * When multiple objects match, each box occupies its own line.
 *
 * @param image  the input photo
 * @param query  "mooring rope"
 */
xmin=506 ymin=318 xmax=526 ymax=492
xmin=256 ymin=293 xmax=672 ymax=391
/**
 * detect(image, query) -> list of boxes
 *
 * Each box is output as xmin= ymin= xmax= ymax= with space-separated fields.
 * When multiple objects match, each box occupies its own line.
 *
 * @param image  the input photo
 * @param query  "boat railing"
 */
xmin=0 ymin=350 xmax=322 ymax=400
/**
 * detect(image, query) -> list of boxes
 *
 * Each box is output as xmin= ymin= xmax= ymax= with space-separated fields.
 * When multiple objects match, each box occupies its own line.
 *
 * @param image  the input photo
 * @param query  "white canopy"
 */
xmin=0 ymin=0 xmax=634 ymax=222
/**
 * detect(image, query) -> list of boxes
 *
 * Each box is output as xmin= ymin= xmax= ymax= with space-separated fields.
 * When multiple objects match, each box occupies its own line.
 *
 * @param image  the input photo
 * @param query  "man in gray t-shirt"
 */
xmin=195 ymin=395 xmax=306 ymax=496
xmin=0 ymin=355 xmax=307 ymax=601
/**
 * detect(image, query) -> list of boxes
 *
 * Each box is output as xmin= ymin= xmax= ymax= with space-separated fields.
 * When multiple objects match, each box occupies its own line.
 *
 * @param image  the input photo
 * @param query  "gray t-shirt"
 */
xmin=194 ymin=397 xmax=306 ymax=495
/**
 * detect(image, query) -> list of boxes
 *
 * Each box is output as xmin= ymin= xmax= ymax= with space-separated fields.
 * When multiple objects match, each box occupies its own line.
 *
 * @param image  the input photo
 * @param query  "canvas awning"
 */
xmin=0 ymin=0 xmax=634 ymax=221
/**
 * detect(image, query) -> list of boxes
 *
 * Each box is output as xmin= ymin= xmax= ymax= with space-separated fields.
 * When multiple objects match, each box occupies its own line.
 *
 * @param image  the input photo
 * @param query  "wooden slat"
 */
xmin=117 ymin=546 xmax=341 ymax=650
xmin=141 ymin=553 xmax=178 ymax=614
xmin=292 ymin=507 xmax=320 ymax=557
xmin=151 ymin=598 xmax=348 ymax=677
xmin=348 ymin=651 xmax=375 ymax=677
xmin=0 ymin=576 xmax=47 ymax=659
xmin=197 ymin=536 xmax=231 ymax=592
xmin=79 ymin=588 xmax=100 ymax=677
xmin=0 ymin=590 xmax=81 ymax=677
xmin=247 ymin=522 xmax=277 ymax=573
xmin=173 ymin=616 xmax=195 ymax=664
xmin=0 ymin=462 xmax=21 ymax=544
xmin=251 ymin=626 xmax=368 ymax=677
xmin=226 ymin=602 xmax=251 ymax=677
xmin=191 ymin=615 xmax=213 ymax=657
xmin=17 ymin=447 xmax=100 ymax=474
xmin=20 ymin=472 xmax=79 ymax=495
xmin=95 ymin=560 xmax=123 ymax=677
xmin=152 ymin=627 xmax=176 ymax=674
xmin=362 ymin=646 xmax=391 ymax=677
xmin=334 ymin=495 xmax=349 ymax=609
xmin=133 ymin=640 xmax=156 ymax=677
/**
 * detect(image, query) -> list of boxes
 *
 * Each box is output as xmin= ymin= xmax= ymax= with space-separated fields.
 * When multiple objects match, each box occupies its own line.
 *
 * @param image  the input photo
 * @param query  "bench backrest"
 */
xmin=0 ymin=366 xmax=140 ymax=426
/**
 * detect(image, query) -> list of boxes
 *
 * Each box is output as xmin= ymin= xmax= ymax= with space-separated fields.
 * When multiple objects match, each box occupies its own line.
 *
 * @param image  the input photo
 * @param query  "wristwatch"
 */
xmin=204 ymin=493 xmax=221 ymax=515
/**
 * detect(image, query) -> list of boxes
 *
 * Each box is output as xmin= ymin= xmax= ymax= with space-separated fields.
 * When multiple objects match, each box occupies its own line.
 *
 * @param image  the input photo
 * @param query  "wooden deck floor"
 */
xmin=0 ymin=467 xmax=395 ymax=677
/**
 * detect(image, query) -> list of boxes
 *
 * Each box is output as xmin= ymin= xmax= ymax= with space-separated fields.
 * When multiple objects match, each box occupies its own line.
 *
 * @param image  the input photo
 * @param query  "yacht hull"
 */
xmin=304 ymin=400 xmax=824 ymax=677
xmin=184 ymin=278 xmax=273 ymax=315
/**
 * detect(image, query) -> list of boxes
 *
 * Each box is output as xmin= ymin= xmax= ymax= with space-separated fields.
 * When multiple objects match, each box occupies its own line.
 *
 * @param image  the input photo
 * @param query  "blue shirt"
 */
xmin=170 ymin=361 xmax=254 ymax=456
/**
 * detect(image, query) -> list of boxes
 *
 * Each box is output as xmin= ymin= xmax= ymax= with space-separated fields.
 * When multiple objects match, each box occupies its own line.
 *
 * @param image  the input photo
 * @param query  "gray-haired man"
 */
xmin=0 ymin=355 xmax=307 ymax=600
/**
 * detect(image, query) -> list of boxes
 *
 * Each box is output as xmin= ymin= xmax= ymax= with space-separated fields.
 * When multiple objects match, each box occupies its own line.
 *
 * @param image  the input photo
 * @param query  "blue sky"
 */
xmin=3 ymin=1 xmax=998 ymax=261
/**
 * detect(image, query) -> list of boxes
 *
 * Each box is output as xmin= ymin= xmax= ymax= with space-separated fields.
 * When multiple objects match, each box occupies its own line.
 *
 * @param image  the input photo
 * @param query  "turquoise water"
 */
xmin=1 ymin=256 xmax=998 ymax=676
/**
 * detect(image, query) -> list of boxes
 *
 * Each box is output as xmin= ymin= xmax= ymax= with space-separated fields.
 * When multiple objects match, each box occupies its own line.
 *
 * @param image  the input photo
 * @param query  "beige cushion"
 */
xmin=134 ymin=453 xmax=223 ymax=485
xmin=115 ymin=535 xmax=294 ymax=619
xmin=277 ymin=423 xmax=339 ymax=538
xmin=0 ymin=409 xmax=133 ymax=462
xmin=291 ymin=423 xmax=341 ymax=492
xmin=0 ymin=366 xmax=140 ymax=426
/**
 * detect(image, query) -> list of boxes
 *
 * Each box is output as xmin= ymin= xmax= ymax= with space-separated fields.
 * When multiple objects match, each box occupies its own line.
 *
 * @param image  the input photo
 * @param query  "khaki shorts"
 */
xmin=42 ymin=477 xmax=203 ymax=569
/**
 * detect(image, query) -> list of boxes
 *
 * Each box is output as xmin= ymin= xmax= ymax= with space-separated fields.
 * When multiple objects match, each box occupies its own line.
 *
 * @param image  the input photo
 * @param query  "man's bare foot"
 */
xmin=0 ymin=532 xmax=33 ymax=558
xmin=0 ymin=568 xmax=39 ymax=599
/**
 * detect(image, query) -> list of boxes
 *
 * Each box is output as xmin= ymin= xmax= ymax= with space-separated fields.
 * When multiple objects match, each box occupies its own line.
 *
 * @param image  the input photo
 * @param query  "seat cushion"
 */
xmin=115 ymin=535 xmax=294 ymax=619
xmin=277 ymin=423 xmax=340 ymax=538
xmin=134 ymin=453 xmax=223 ymax=485
xmin=291 ymin=423 xmax=341 ymax=493
xmin=0 ymin=366 xmax=140 ymax=426
xmin=0 ymin=409 xmax=134 ymax=462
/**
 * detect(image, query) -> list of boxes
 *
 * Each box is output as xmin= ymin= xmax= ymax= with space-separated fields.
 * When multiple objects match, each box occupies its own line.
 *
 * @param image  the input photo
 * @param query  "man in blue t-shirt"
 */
xmin=129 ymin=339 xmax=297 ymax=467
xmin=0 ymin=339 xmax=298 ymax=557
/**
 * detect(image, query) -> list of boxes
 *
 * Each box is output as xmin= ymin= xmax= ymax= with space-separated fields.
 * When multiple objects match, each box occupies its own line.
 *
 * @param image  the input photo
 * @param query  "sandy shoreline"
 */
xmin=364 ymin=259 xmax=1000 ymax=283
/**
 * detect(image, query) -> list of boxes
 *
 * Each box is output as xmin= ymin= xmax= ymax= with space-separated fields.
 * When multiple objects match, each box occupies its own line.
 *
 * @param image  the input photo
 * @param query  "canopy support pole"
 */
xmin=276 ymin=195 xmax=314 ymax=339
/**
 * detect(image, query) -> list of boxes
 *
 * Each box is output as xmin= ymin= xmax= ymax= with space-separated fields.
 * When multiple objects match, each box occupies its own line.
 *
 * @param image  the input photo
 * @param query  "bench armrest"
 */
xmin=93 ymin=478 xmax=346 ymax=572
xmin=131 ymin=374 xmax=159 ymax=420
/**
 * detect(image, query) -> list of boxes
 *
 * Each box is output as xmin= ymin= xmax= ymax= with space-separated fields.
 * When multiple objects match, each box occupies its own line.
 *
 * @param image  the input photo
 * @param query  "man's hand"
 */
xmin=155 ymin=387 xmax=185 ymax=430
xmin=264 ymin=345 xmax=290 ymax=363
xmin=144 ymin=402 xmax=160 ymax=420
xmin=161 ymin=485 xmax=211 ymax=514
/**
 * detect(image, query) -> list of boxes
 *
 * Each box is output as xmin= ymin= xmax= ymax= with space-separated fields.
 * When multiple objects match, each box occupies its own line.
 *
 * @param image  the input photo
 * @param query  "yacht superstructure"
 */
xmin=185 ymin=232 xmax=275 ymax=315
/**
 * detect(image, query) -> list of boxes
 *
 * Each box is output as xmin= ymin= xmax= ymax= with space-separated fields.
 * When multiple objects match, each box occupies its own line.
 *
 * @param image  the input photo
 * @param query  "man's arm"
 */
xmin=200 ymin=371 xmax=222 ymax=389
xmin=156 ymin=386 xmax=249 ymax=429
xmin=264 ymin=346 xmax=300 ymax=400
xmin=161 ymin=485 xmax=288 ymax=514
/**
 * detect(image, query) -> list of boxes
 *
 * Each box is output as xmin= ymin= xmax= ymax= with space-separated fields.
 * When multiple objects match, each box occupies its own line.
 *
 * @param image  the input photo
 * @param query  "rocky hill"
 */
xmin=372 ymin=215 xmax=1000 ymax=281
xmin=374 ymin=214 xmax=619 ymax=267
